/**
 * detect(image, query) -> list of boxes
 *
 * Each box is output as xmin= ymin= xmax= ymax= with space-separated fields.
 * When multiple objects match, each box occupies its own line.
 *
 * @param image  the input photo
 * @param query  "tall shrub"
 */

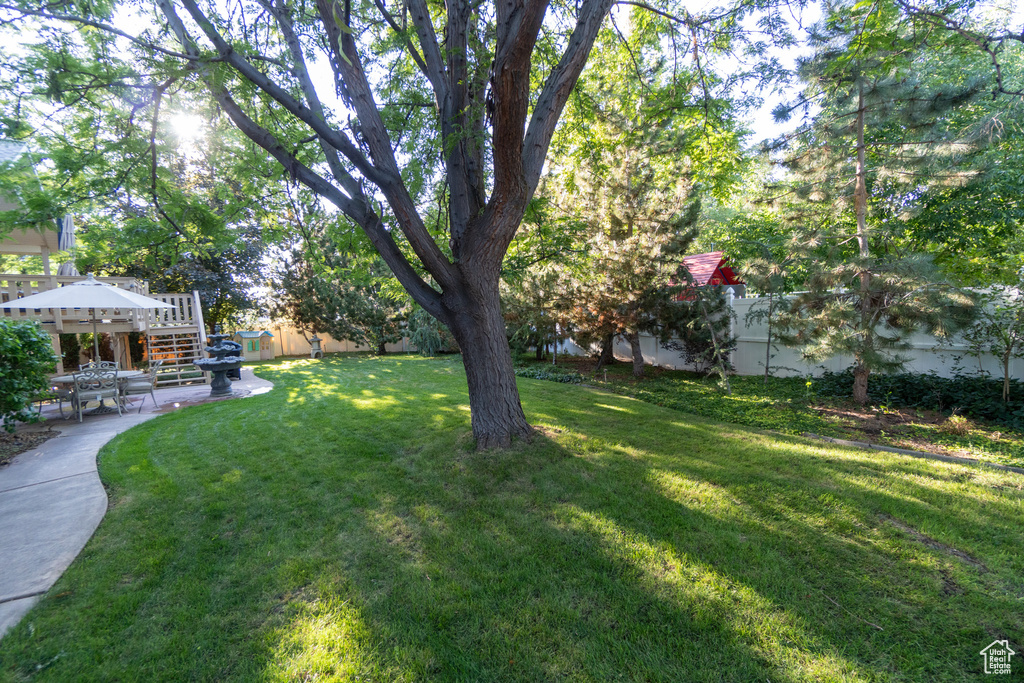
xmin=0 ymin=319 xmax=57 ymax=431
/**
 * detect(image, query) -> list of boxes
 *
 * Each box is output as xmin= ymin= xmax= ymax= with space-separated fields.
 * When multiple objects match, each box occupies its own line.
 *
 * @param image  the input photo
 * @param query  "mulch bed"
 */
xmin=0 ymin=430 xmax=57 ymax=468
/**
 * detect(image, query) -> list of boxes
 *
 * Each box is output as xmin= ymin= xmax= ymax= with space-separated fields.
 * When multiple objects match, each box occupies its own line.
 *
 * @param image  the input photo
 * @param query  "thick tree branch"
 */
xmin=260 ymin=0 xmax=361 ymax=199
xmin=520 ymin=0 xmax=614 ymax=206
xmin=314 ymin=0 xmax=458 ymax=290
xmin=210 ymin=84 xmax=446 ymax=320
xmin=174 ymin=0 xmax=391 ymax=188
xmin=403 ymin=0 xmax=450 ymax=103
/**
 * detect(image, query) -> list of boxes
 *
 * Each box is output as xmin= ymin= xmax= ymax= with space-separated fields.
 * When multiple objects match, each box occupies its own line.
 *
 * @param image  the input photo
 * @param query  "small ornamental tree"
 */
xmin=408 ymin=308 xmax=458 ymax=357
xmin=741 ymin=239 xmax=797 ymax=385
xmin=0 ymin=319 xmax=57 ymax=431
xmin=502 ymin=265 xmax=563 ymax=361
xmin=963 ymin=285 xmax=1024 ymax=402
xmin=271 ymin=245 xmax=408 ymax=355
xmin=658 ymin=281 xmax=736 ymax=389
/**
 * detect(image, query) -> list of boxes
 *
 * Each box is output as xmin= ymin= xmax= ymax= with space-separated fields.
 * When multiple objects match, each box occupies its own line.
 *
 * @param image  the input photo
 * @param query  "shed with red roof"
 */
xmin=681 ymin=251 xmax=744 ymax=288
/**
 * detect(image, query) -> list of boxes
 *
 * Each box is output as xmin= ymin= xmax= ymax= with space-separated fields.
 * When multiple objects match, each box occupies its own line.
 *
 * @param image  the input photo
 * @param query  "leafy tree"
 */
xmin=658 ymin=279 xmax=736 ymax=387
xmin=271 ymin=240 xmax=408 ymax=356
xmin=738 ymin=240 xmax=796 ymax=384
xmin=536 ymin=20 xmax=742 ymax=378
xmin=408 ymin=307 xmax=458 ymax=357
xmin=84 ymin=226 xmax=269 ymax=331
xmin=0 ymin=85 xmax=286 ymax=329
xmin=551 ymin=164 xmax=702 ymax=378
xmin=898 ymin=86 xmax=1024 ymax=285
xmin=962 ymin=284 xmax=1024 ymax=402
xmin=502 ymin=264 xmax=563 ymax=361
xmin=0 ymin=0 xmax=755 ymax=447
xmin=0 ymin=319 xmax=56 ymax=431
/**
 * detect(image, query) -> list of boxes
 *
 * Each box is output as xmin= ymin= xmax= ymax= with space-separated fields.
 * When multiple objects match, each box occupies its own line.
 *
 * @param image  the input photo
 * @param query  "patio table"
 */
xmin=50 ymin=370 xmax=145 ymax=415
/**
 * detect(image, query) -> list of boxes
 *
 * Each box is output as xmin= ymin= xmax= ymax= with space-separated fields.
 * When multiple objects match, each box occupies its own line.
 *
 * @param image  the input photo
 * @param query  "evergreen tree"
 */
xmin=536 ymin=22 xmax=741 ymax=378
xmin=770 ymin=0 xmax=980 ymax=403
xmin=550 ymin=148 xmax=702 ymax=378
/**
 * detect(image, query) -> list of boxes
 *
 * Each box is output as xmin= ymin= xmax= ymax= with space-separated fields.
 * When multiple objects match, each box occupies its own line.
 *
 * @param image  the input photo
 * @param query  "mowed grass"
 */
xmin=1 ymin=355 xmax=1022 ymax=682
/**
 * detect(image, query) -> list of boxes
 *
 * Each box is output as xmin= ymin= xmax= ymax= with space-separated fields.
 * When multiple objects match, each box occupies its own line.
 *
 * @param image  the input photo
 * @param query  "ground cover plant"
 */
xmin=515 ymin=357 xmax=1024 ymax=469
xmin=1 ymin=355 xmax=1021 ymax=681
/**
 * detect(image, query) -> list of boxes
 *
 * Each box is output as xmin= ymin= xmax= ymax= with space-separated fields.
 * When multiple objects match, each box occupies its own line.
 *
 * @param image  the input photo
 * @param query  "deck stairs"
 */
xmin=146 ymin=330 xmax=209 ymax=387
xmin=2 ymin=275 xmax=211 ymax=382
xmin=145 ymin=292 xmax=209 ymax=387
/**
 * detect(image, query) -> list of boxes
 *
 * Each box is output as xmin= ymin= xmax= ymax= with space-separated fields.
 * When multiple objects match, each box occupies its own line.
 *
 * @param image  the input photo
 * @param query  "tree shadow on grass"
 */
xmin=253 ymin=380 xmax=1022 ymax=681
xmin=1 ymin=360 xmax=1020 ymax=682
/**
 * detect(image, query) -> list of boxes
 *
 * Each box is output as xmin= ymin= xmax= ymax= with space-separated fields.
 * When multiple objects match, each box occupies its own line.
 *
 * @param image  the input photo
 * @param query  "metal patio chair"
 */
xmin=120 ymin=359 xmax=163 ymax=413
xmin=71 ymin=368 xmax=122 ymax=421
xmin=79 ymin=360 xmax=119 ymax=371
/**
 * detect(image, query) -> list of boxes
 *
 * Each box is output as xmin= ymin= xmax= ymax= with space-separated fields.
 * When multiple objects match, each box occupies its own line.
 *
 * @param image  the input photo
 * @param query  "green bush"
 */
xmin=814 ymin=370 xmax=1024 ymax=430
xmin=514 ymin=364 xmax=585 ymax=384
xmin=0 ymin=319 xmax=58 ymax=431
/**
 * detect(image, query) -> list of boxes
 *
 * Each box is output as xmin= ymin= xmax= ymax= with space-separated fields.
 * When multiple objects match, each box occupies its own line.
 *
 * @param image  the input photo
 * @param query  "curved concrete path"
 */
xmin=0 ymin=368 xmax=273 ymax=638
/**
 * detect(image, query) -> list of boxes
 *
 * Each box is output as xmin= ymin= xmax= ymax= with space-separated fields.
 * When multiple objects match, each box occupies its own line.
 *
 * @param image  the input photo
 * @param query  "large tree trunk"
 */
xmin=625 ymin=331 xmax=645 ymax=378
xmin=377 ymin=340 xmax=387 ymax=355
xmin=852 ymin=362 xmax=870 ymax=405
xmin=445 ymin=281 xmax=533 ymax=449
xmin=595 ymin=333 xmax=615 ymax=371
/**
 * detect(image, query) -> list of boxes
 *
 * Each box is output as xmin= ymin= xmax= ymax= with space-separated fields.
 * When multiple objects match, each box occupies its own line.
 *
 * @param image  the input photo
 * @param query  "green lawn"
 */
xmin=513 ymin=357 xmax=1024 ymax=468
xmin=1 ymin=355 xmax=1021 ymax=681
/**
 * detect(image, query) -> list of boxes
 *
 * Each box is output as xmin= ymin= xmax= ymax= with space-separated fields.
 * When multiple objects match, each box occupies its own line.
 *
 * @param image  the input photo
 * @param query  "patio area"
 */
xmin=0 ymin=368 xmax=273 ymax=638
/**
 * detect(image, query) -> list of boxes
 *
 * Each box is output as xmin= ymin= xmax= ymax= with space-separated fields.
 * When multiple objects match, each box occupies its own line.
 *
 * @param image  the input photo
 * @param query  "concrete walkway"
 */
xmin=0 ymin=368 xmax=273 ymax=639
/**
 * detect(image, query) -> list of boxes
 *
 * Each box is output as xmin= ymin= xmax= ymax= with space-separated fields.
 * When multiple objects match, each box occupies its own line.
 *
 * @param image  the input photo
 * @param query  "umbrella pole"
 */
xmin=92 ymin=310 xmax=100 ymax=361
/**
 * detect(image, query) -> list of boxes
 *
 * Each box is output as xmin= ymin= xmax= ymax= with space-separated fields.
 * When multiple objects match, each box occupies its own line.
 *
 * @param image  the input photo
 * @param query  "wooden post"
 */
xmin=50 ymin=334 xmax=63 ymax=375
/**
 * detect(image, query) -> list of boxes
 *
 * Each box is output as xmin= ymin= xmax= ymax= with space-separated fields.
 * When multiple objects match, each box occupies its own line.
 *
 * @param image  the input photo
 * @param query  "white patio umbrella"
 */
xmin=0 ymin=273 xmax=174 ymax=359
xmin=56 ymin=215 xmax=79 ymax=276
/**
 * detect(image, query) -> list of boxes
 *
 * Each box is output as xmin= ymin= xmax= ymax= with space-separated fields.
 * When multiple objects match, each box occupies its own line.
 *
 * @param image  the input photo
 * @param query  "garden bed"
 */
xmin=0 ymin=429 xmax=56 ymax=467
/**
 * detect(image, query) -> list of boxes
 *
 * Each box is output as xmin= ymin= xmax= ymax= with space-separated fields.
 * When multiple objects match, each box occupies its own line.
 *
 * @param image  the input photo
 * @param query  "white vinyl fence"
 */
xmin=557 ymin=291 xmax=1023 ymax=380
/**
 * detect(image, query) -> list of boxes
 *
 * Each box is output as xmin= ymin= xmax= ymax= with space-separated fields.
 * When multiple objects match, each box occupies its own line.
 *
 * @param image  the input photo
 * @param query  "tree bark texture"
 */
xmin=444 ymin=279 xmax=533 ymax=449
xmin=852 ymin=362 xmax=870 ymax=405
xmin=595 ymin=333 xmax=615 ymax=371
xmin=854 ymin=84 xmax=872 ymax=406
xmin=626 ymin=331 xmax=645 ymax=378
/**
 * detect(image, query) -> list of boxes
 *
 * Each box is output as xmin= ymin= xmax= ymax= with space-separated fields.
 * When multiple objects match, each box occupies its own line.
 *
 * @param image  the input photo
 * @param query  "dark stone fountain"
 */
xmin=193 ymin=332 xmax=244 ymax=397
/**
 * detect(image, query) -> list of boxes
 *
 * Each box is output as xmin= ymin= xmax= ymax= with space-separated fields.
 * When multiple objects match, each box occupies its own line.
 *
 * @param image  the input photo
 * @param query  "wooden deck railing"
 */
xmin=0 ymin=275 xmax=202 ymax=333
xmin=0 ymin=274 xmax=146 ymax=302
xmin=147 ymin=292 xmax=203 ymax=330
